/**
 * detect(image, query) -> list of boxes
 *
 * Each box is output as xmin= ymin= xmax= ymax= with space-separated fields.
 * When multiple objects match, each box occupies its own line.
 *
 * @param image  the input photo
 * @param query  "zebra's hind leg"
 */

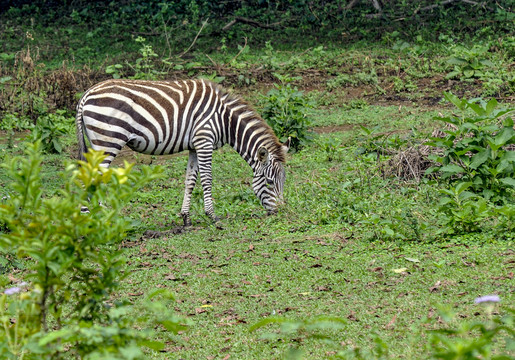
xmin=180 ymin=151 xmax=199 ymax=227
xmin=79 ymin=151 xmax=116 ymax=214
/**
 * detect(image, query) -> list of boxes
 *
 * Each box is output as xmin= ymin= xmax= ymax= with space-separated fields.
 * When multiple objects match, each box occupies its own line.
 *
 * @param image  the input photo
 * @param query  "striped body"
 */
xmin=76 ymin=79 xmax=290 ymax=226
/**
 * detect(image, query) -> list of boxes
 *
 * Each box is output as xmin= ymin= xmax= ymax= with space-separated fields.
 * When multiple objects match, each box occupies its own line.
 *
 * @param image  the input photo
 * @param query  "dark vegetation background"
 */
xmin=0 ymin=0 xmax=513 ymax=113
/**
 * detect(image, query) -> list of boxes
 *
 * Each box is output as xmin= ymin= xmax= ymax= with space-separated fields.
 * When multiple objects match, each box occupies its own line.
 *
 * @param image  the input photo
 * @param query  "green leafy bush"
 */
xmin=28 ymin=110 xmax=73 ymax=154
xmin=326 ymin=70 xmax=378 ymax=91
xmin=260 ymin=74 xmax=314 ymax=151
xmin=0 ymin=113 xmax=32 ymax=132
xmin=426 ymin=92 xmax=515 ymax=203
xmin=0 ymin=143 xmax=184 ymax=359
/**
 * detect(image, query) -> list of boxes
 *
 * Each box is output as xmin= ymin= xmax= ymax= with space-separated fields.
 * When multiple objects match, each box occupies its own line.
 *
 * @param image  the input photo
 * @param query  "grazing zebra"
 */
xmin=76 ymin=79 xmax=290 ymax=226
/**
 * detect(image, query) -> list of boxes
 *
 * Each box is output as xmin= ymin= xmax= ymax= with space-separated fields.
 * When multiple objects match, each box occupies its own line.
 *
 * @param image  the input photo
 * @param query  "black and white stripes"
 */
xmin=76 ymin=79 xmax=290 ymax=226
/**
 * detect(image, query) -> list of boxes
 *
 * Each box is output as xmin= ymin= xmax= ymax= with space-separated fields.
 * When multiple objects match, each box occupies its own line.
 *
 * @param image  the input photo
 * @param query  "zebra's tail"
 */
xmin=75 ymin=97 xmax=88 ymax=162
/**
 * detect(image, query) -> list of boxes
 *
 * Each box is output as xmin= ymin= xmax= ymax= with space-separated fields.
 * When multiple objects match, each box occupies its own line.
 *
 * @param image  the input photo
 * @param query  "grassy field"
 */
xmin=1 ymin=9 xmax=514 ymax=357
xmin=1 ymin=99 xmax=513 ymax=358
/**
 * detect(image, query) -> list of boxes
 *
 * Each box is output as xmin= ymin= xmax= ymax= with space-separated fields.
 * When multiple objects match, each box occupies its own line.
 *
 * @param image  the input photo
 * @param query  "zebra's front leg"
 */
xmin=196 ymin=147 xmax=220 ymax=223
xmin=180 ymin=151 xmax=199 ymax=227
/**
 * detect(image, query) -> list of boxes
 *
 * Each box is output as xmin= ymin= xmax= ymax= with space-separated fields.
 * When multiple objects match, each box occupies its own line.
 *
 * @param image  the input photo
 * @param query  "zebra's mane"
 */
xmin=208 ymin=81 xmax=287 ymax=164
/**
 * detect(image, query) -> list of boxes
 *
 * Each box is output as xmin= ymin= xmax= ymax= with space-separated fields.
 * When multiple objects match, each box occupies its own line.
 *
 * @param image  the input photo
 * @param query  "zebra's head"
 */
xmin=252 ymin=139 xmax=290 ymax=213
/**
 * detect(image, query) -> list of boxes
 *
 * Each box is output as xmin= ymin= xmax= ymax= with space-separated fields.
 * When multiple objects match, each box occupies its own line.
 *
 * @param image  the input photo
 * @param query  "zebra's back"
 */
xmin=80 ymin=79 xmax=220 ymax=156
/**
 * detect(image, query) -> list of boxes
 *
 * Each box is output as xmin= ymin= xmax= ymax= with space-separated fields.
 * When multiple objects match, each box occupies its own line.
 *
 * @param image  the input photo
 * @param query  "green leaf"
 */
xmin=455 ymin=181 xmax=473 ymax=195
xmin=440 ymin=164 xmax=464 ymax=174
xmin=47 ymin=261 xmax=62 ymax=275
xmin=140 ymin=340 xmax=165 ymax=351
xmin=463 ymin=69 xmax=474 ymax=78
xmin=39 ymin=328 xmax=74 ymax=346
xmin=494 ymin=127 xmax=514 ymax=147
xmin=384 ymin=227 xmax=394 ymax=236
xmin=439 ymin=197 xmax=453 ymax=206
xmin=469 ymin=149 xmax=490 ymax=169
xmin=459 ymin=191 xmax=476 ymax=201
xmin=444 ymin=92 xmax=465 ymax=110
xmin=249 ymin=316 xmax=290 ymax=332
xmin=502 ymin=117 xmax=514 ymax=127
xmin=479 ymin=59 xmax=494 ymax=67
xmin=445 ymin=70 xmax=461 ymax=79
xmin=485 ymin=98 xmax=498 ymax=115
xmin=499 ymin=178 xmax=515 ymax=188
xmin=468 ymin=102 xmax=484 ymax=116
xmin=447 ymin=57 xmax=468 ymax=66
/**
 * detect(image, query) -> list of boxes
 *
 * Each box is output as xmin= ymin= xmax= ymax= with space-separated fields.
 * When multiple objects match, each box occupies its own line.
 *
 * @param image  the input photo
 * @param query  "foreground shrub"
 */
xmin=0 ymin=143 xmax=184 ymax=359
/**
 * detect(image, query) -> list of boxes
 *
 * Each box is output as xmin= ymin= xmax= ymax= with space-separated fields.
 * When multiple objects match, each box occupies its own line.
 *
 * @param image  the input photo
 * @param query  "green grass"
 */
xmin=0 ymin=75 xmax=514 ymax=360
xmin=2 ymin=103 xmax=507 ymax=358
xmin=120 ymin=231 xmax=511 ymax=358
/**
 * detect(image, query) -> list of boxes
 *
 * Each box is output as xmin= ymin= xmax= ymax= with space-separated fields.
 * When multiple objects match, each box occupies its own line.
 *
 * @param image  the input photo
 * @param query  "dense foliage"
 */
xmin=2 ymin=0 xmax=513 ymax=41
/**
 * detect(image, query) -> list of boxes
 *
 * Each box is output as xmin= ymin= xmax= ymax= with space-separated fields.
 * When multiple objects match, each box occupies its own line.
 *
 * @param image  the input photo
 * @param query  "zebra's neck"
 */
xmin=226 ymin=107 xmax=278 ymax=171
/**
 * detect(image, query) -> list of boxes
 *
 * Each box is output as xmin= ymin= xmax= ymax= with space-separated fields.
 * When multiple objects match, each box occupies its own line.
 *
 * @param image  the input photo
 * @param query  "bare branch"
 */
xmin=178 ymin=18 xmax=209 ymax=58
xmin=222 ymin=16 xmax=283 ymax=31
xmin=371 ymin=0 xmax=382 ymax=12
xmin=344 ymin=0 xmax=361 ymax=10
xmin=222 ymin=19 xmax=237 ymax=31
xmin=418 ymin=0 xmax=457 ymax=12
xmin=226 ymin=37 xmax=248 ymax=65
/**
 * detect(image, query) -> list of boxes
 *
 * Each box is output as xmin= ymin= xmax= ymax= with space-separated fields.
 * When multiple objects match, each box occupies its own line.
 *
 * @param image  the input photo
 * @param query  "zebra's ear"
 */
xmin=257 ymin=146 xmax=269 ymax=164
xmin=282 ymin=137 xmax=291 ymax=153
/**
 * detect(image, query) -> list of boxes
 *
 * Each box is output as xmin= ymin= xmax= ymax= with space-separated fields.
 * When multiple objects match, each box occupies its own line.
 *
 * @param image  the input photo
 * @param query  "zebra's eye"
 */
xmin=266 ymin=178 xmax=273 ymax=185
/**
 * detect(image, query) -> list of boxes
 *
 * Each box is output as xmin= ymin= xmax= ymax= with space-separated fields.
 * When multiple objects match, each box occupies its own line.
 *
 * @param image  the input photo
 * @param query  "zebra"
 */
xmin=76 ymin=79 xmax=290 ymax=226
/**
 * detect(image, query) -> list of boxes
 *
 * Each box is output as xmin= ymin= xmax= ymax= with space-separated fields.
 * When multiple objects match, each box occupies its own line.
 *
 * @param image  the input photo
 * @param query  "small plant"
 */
xmin=428 ymin=299 xmax=514 ymax=360
xmin=28 ymin=109 xmax=73 ymax=154
xmin=106 ymin=63 xmax=125 ymax=79
xmin=344 ymin=98 xmax=369 ymax=110
xmin=250 ymin=316 xmax=347 ymax=360
xmin=391 ymin=76 xmax=418 ymax=93
xmin=131 ymin=36 xmax=162 ymax=80
xmin=106 ymin=37 xmax=166 ymax=80
xmin=326 ymin=70 xmax=378 ymax=91
xmin=446 ymin=45 xmax=495 ymax=80
xmin=317 ymin=136 xmax=341 ymax=161
xmin=437 ymin=182 xmax=491 ymax=234
xmin=260 ymin=73 xmax=314 ymax=151
xmin=356 ymin=125 xmax=408 ymax=158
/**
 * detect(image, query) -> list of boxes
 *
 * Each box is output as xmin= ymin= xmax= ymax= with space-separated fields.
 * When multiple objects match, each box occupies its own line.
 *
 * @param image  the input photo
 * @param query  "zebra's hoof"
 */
xmin=181 ymin=213 xmax=192 ymax=227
